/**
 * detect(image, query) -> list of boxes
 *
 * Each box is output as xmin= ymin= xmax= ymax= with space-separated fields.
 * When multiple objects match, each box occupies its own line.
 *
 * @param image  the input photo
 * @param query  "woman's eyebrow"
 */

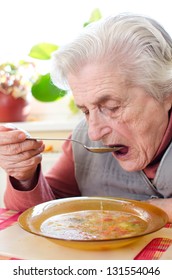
xmin=92 ymin=95 xmax=112 ymax=104
xmin=92 ymin=95 xmax=121 ymax=105
xmin=76 ymin=104 xmax=86 ymax=110
xmin=76 ymin=95 xmax=121 ymax=109
xmin=75 ymin=97 xmax=109 ymax=110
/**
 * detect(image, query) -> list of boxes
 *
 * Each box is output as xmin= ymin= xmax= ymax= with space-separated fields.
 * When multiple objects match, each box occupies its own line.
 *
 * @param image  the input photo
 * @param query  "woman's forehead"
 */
xmin=68 ymin=64 xmax=126 ymax=94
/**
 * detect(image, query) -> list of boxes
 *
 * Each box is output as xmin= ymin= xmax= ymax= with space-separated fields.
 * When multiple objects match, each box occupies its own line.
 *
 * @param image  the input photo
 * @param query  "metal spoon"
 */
xmin=26 ymin=137 xmax=122 ymax=153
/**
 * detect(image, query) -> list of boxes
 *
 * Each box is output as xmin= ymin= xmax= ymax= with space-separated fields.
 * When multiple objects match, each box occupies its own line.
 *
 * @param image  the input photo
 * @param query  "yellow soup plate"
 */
xmin=18 ymin=197 xmax=168 ymax=250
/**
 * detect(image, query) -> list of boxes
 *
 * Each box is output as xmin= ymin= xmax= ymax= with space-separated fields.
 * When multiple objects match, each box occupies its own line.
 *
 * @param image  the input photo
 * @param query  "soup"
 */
xmin=40 ymin=210 xmax=147 ymax=240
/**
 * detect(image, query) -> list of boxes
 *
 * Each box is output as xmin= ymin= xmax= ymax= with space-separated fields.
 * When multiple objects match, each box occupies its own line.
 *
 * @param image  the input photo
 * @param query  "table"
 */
xmin=0 ymin=208 xmax=172 ymax=260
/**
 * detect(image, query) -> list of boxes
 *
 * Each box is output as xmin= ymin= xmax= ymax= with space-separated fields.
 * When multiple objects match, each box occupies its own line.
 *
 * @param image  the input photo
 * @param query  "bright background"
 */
xmin=1 ymin=0 xmax=172 ymax=62
xmin=1 ymin=0 xmax=172 ymax=121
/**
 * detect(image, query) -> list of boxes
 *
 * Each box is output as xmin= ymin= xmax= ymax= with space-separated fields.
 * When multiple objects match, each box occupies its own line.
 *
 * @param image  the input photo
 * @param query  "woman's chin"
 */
xmin=113 ymin=148 xmax=146 ymax=172
xmin=117 ymin=159 xmax=144 ymax=172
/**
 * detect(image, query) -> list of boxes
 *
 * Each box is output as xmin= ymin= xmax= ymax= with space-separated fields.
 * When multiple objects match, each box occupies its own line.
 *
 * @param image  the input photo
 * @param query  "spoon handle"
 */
xmin=26 ymin=137 xmax=85 ymax=148
xmin=27 ymin=137 xmax=69 ymax=141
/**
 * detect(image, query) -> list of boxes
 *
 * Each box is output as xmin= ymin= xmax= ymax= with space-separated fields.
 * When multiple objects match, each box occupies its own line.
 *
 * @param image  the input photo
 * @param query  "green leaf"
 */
xmin=31 ymin=73 xmax=67 ymax=102
xmin=89 ymin=8 xmax=102 ymax=22
xmin=29 ymin=43 xmax=59 ymax=60
xmin=83 ymin=8 xmax=102 ymax=27
xmin=68 ymin=96 xmax=79 ymax=114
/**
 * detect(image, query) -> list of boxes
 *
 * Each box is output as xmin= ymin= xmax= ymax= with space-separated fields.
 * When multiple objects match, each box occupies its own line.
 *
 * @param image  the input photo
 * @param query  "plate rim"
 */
xmin=18 ymin=196 xmax=168 ymax=243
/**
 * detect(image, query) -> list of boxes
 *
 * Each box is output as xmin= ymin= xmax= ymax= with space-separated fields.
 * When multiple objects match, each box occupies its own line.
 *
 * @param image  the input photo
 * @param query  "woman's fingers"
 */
xmin=4 ymin=154 xmax=43 ymax=180
xmin=0 ymin=125 xmax=27 ymax=144
xmin=0 ymin=138 xmax=44 ymax=155
xmin=0 ymin=126 xmax=45 ymax=180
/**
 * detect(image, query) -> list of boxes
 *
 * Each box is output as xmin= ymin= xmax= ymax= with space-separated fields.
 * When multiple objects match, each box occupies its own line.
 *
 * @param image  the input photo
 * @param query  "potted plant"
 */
xmin=0 ymin=61 xmax=36 ymax=122
xmin=0 ymin=9 xmax=102 ymax=123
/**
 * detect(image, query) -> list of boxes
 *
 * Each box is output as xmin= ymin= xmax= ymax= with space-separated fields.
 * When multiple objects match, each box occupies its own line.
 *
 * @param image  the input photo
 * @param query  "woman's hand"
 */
xmin=0 ymin=124 xmax=45 ymax=181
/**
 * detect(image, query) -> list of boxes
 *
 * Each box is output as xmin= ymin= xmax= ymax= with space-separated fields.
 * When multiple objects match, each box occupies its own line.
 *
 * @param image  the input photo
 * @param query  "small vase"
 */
xmin=0 ymin=91 xmax=30 ymax=122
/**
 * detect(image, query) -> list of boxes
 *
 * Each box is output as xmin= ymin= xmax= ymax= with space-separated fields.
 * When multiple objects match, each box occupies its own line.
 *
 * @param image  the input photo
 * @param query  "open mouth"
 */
xmin=109 ymin=144 xmax=129 ymax=156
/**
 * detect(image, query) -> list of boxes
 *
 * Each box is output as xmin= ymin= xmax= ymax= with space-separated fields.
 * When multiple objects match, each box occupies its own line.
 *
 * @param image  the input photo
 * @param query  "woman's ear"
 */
xmin=164 ymin=95 xmax=172 ymax=112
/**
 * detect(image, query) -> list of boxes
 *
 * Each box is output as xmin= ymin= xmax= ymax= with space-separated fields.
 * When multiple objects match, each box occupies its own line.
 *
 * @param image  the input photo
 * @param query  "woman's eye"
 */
xmin=82 ymin=109 xmax=89 ymax=115
xmin=100 ymin=106 xmax=119 ymax=114
xmin=108 ymin=107 xmax=118 ymax=112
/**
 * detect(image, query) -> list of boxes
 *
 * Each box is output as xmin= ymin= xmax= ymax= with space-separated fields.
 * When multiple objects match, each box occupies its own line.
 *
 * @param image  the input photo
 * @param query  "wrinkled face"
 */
xmin=68 ymin=63 xmax=172 ymax=172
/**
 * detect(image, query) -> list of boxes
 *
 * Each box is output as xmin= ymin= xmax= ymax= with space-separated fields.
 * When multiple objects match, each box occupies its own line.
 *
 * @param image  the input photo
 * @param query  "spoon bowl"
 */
xmin=27 ymin=137 xmax=122 ymax=153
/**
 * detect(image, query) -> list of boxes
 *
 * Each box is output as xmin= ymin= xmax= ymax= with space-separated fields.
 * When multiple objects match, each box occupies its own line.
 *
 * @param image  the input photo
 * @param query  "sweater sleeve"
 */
xmin=4 ymin=139 xmax=81 ymax=211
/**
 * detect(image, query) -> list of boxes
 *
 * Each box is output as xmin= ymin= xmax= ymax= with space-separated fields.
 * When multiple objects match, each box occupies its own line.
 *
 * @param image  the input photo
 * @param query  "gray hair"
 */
xmin=51 ymin=13 xmax=172 ymax=101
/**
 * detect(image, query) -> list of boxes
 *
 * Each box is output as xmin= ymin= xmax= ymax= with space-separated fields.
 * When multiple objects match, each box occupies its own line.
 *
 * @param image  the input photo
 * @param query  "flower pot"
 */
xmin=0 ymin=91 xmax=30 ymax=122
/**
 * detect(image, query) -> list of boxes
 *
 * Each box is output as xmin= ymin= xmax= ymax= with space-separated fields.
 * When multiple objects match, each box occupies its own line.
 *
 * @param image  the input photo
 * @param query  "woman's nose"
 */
xmin=87 ymin=113 xmax=112 ymax=141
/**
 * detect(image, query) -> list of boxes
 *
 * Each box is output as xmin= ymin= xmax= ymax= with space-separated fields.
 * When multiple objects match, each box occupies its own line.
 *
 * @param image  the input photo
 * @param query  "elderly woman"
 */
xmin=1 ymin=14 xmax=172 ymax=221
